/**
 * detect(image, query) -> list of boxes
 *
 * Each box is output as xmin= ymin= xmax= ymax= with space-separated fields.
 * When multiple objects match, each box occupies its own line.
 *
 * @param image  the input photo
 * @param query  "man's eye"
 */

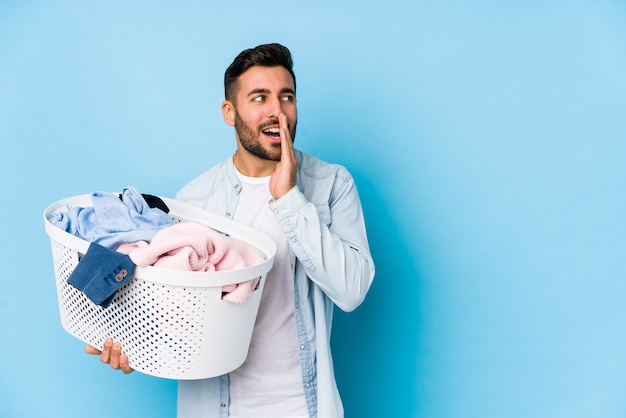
xmin=282 ymin=95 xmax=295 ymax=102
xmin=253 ymin=96 xmax=265 ymax=102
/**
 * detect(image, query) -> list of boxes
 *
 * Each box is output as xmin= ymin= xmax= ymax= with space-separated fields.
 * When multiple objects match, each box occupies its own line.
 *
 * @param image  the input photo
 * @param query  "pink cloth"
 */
xmin=117 ymin=222 xmax=265 ymax=304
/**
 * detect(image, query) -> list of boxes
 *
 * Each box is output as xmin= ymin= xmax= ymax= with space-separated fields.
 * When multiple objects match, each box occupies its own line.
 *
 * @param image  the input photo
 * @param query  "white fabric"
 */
xmin=227 ymin=171 xmax=309 ymax=418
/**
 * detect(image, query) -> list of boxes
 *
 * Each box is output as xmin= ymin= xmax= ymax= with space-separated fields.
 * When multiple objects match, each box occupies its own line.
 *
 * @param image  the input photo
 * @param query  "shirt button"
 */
xmin=305 ymin=383 xmax=311 ymax=388
xmin=225 ymin=212 xmax=231 ymax=217
xmin=273 ymin=209 xmax=279 ymax=214
xmin=300 ymin=344 xmax=305 ymax=350
xmin=115 ymin=269 xmax=128 ymax=282
xmin=221 ymin=403 xmax=226 ymax=408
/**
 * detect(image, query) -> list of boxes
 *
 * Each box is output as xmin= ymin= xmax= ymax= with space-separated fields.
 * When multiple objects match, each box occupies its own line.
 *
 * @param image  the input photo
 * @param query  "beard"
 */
xmin=234 ymin=112 xmax=297 ymax=162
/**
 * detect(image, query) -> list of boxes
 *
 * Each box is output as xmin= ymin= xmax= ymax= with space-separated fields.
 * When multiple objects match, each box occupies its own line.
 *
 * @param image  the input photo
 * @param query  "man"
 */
xmin=88 ymin=43 xmax=375 ymax=418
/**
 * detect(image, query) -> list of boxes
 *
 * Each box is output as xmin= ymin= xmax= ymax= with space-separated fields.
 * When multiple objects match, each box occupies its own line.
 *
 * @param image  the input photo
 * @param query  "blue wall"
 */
xmin=1 ymin=1 xmax=625 ymax=417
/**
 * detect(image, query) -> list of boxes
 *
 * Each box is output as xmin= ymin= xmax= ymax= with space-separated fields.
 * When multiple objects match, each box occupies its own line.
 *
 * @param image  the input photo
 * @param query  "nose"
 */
xmin=267 ymin=96 xmax=285 ymax=118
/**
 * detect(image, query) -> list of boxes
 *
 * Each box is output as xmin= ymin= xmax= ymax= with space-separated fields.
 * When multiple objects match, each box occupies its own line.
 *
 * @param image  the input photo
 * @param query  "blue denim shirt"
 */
xmin=174 ymin=151 xmax=375 ymax=418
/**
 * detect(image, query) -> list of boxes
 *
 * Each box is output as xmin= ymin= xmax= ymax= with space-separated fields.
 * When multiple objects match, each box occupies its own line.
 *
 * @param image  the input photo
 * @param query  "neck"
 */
xmin=232 ymin=149 xmax=277 ymax=177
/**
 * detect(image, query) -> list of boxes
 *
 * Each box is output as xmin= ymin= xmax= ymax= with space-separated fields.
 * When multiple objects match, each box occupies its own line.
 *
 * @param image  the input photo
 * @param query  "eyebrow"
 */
xmin=247 ymin=87 xmax=296 ymax=97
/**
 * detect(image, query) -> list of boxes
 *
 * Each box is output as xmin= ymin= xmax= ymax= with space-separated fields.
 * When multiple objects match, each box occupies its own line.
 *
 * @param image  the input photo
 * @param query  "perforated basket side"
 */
xmin=50 ymin=240 xmax=106 ymax=353
xmin=49 ymin=238 xmax=267 ymax=379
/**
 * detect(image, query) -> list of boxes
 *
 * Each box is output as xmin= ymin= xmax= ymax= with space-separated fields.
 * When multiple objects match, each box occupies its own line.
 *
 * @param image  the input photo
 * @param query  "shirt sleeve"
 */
xmin=268 ymin=176 xmax=375 ymax=312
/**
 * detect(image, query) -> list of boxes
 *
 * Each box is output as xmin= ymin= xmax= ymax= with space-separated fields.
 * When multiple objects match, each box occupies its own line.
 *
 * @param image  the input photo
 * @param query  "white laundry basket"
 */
xmin=43 ymin=193 xmax=276 ymax=380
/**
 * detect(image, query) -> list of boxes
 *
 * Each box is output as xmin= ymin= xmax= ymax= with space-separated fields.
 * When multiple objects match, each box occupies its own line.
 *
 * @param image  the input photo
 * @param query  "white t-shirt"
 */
xmin=228 ymin=170 xmax=309 ymax=418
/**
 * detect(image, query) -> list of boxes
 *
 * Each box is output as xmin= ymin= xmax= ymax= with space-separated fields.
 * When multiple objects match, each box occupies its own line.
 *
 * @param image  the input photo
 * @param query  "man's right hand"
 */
xmin=85 ymin=338 xmax=134 ymax=374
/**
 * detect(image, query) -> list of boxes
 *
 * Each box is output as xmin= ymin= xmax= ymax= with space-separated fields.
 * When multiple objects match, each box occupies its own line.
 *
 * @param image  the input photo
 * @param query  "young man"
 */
xmin=89 ymin=43 xmax=375 ymax=418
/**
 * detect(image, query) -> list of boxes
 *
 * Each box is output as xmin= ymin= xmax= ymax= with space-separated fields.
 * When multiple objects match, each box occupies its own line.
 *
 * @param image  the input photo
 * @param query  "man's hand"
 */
xmin=269 ymin=112 xmax=298 ymax=199
xmin=85 ymin=338 xmax=134 ymax=374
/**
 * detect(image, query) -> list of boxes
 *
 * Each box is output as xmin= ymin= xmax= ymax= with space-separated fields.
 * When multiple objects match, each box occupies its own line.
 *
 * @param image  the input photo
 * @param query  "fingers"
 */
xmin=119 ymin=353 xmax=133 ymax=374
xmin=87 ymin=338 xmax=134 ymax=374
xmin=84 ymin=344 xmax=102 ymax=355
xmin=100 ymin=337 xmax=114 ymax=364
xmin=269 ymin=112 xmax=298 ymax=200
xmin=278 ymin=113 xmax=295 ymax=160
xmin=107 ymin=340 xmax=121 ymax=369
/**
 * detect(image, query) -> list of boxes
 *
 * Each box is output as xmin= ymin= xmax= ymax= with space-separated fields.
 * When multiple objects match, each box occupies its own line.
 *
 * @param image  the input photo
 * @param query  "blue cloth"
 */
xmin=51 ymin=187 xmax=175 ymax=249
xmin=67 ymin=242 xmax=136 ymax=308
xmin=175 ymin=151 xmax=375 ymax=418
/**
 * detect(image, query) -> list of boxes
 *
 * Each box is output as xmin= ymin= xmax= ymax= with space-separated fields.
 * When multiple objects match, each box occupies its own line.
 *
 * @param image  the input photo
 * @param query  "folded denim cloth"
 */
xmin=67 ymin=242 xmax=136 ymax=308
xmin=51 ymin=187 xmax=175 ymax=250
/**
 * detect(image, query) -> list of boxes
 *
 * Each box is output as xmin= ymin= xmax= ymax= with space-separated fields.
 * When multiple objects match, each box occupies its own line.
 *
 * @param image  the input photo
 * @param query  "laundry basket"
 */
xmin=43 ymin=193 xmax=276 ymax=380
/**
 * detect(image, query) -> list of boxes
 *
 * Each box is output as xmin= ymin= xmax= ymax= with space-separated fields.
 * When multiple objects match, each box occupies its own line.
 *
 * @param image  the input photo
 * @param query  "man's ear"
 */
xmin=222 ymin=100 xmax=235 ymax=126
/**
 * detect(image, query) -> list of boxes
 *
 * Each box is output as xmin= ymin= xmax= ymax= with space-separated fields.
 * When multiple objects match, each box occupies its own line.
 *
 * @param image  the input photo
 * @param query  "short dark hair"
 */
xmin=224 ymin=43 xmax=296 ymax=101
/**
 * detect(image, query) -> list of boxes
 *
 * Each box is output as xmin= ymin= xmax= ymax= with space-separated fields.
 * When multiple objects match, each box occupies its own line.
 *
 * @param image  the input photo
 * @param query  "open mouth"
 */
xmin=262 ymin=127 xmax=281 ymax=138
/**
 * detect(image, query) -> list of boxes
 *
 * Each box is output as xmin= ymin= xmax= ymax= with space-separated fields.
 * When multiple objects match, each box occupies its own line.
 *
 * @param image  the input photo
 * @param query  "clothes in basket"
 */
xmin=52 ymin=187 xmax=266 ymax=307
xmin=67 ymin=242 xmax=136 ymax=308
xmin=50 ymin=186 xmax=175 ymax=250
xmin=117 ymin=222 xmax=266 ymax=304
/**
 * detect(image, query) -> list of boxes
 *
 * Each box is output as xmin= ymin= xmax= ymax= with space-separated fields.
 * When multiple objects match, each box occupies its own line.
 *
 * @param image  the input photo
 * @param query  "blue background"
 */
xmin=1 ymin=1 xmax=625 ymax=417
